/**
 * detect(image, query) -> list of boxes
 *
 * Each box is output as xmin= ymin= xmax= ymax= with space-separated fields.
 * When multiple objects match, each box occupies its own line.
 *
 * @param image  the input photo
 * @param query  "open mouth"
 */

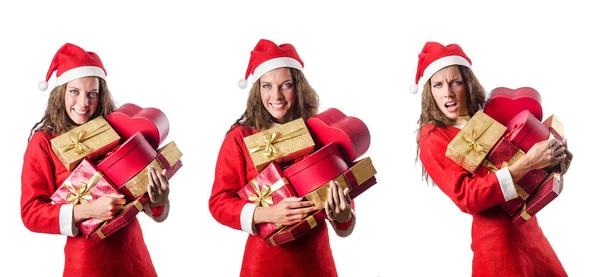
xmin=72 ymin=108 xmax=89 ymax=116
xmin=270 ymin=102 xmax=287 ymax=110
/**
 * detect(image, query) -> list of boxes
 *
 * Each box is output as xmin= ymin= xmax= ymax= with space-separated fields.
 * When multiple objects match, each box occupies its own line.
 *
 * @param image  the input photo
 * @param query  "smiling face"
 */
xmin=259 ymin=67 xmax=296 ymax=124
xmin=64 ymin=76 xmax=100 ymax=124
xmin=429 ymin=65 xmax=469 ymax=119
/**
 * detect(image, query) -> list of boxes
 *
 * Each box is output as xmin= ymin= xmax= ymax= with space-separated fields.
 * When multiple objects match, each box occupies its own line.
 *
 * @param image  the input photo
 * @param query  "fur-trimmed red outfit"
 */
xmin=419 ymin=123 xmax=567 ymax=277
xmin=21 ymin=131 xmax=158 ymax=277
xmin=209 ymin=126 xmax=339 ymax=277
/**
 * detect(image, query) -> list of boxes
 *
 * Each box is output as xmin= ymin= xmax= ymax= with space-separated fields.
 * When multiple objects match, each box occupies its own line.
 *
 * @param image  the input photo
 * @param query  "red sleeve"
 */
xmin=20 ymin=132 xmax=62 ymax=234
xmin=419 ymin=125 xmax=506 ymax=214
xmin=208 ymin=127 xmax=253 ymax=231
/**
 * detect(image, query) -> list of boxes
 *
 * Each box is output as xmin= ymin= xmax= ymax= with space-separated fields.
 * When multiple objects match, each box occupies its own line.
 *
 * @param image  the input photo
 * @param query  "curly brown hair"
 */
xmin=28 ymin=78 xmax=117 ymax=140
xmin=415 ymin=65 xmax=486 ymax=183
xmin=228 ymin=68 xmax=319 ymax=132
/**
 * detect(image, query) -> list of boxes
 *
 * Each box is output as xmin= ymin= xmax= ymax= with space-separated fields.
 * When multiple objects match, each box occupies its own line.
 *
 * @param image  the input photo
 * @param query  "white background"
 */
xmin=1 ymin=1 xmax=598 ymax=276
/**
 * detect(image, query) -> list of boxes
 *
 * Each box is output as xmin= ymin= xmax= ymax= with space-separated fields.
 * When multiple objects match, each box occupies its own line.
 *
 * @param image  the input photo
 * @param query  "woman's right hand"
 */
xmin=253 ymin=197 xmax=318 ymax=226
xmin=509 ymin=138 xmax=566 ymax=181
xmin=73 ymin=194 xmax=127 ymax=223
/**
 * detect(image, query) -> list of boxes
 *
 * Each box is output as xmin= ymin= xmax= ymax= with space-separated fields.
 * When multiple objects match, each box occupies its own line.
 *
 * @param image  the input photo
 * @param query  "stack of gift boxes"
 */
xmin=445 ymin=87 xmax=570 ymax=224
xmin=237 ymin=108 xmax=377 ymax=246
xmin=49 ymin=103 xmax=183 ymax=241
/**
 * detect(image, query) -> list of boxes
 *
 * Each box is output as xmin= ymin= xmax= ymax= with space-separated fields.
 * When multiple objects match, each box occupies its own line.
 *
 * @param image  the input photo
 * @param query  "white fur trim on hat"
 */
xmin=55 ymin=66 xmax=106 ymax=87
xmin=248 ymin=57 xmax=303 ymax=84
xmin=418 ymin=55 xmax=471 ymax=90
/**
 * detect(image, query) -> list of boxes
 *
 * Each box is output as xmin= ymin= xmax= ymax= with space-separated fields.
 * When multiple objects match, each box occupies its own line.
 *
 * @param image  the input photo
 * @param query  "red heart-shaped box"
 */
xmin=107 ymin=103 xmax=169 ymax=149
xmin=483 ymin=87 xmax=543 ymax=126
xmin=306 ymin=108 xmax=370 ymax=164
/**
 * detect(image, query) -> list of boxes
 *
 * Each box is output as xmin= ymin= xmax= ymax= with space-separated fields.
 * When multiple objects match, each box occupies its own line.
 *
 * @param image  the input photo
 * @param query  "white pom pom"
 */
xmin=409 ymin=84 xmax=418 ymax=94
xmin=38 ymin=81 xmax=48 ymax=91
xmin=238 ymin=79 xmax=248 ymax=89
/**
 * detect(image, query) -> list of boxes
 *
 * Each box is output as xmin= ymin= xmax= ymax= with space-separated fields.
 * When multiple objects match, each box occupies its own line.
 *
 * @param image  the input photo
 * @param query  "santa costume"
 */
xmin=415 ymin=42 xmax=567 ymax=277
xmin=21 ymin=43 xmax=163 ymax=277
xmin=209 ymin=39 xmax=355 ymax=277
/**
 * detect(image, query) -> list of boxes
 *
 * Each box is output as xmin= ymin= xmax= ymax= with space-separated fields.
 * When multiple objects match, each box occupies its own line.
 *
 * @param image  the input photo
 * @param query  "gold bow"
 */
xmin=59 ymin=123 xmax=110 ymax=155
xmin=248 ymin=178 xmax=287 ymax=207
xmin=249 ymin=128 xmax=306 ymax=158
xmin=461 ymin=129 xmax=489 ymax=154
xmin=64 ymin=172 xmax=102 ymax=205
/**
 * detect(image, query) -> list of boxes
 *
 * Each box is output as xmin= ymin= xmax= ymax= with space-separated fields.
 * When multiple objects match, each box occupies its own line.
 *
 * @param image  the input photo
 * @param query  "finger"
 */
xmin=286 ymin=200 xmax=315 ymax=209
xmin=159 ymin=169 xmax=169 ymax=191
xmin=325 ymin=200 xmax=335 ymax=221
xmin=327 ymin=185 xmax=335 ymax=213
xmin=288 ymin=206 xmax=317 ymax=215
xmin=337 ymin=186 xmax=347 ymax=211
xmin=149 ymin=167 xmax=162 ymax=197
xmin=331 ymin=183 xmax=341 ymax=213
xmin=324 ymin=200 xmax=332 ymax=220
xmin=148 ymin=183 xmax=156 ymax=202
xmin=343 ymin=188 xmax=351 ymax=204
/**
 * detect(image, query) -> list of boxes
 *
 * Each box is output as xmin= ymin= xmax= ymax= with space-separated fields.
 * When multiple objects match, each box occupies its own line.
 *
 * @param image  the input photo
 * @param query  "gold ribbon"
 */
xmin=64 ymin=172 xmax=103 ymax=205
xmin=518 ymin=202 xmax=531 ymax=221
xmin=248 ymin=128 xmax=306 ymax=158
xmin=460 ymin=128 xmax=490 ymax=155
xmin=481 ymin=153 xmax=529 ymax=200
xmin=59 ymin=123 xmax=110 ymax=155
xmin=248 ymin=178 xmax=288 ymax=207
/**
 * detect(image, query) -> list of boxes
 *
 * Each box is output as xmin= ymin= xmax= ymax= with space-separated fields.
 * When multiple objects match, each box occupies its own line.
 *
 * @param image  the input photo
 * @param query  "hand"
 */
xmin=255 ymin=197 xmax=317 ymax=226
xmin=88 ymin=194 xmax=127 ymax=221
xmin=524 ymin=137 xmax=566 ymax=170
xmin=324 ymin=181 xmax=352 ymax=224
xmin=147 ymin=166 xmax=170 ymax=208
xmin=559 ymin=138 xmax=573 ymax=175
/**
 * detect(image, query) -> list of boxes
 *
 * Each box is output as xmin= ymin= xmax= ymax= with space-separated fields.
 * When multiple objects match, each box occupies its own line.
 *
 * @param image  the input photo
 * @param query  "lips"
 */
xmin=72 ymin=108 xmax=89 ymax=116
xmin=270 ymin=102 xmax=287 ymax=110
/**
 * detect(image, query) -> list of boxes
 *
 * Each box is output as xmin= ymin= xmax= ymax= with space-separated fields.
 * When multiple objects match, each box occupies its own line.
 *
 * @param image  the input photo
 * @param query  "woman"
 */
xmin=21 ymin=42 xmax=170 ymax=277
xmin=209 ymin=39 xmax=355 ymax=277
xmin=414 ymin=41 xmax=572 ymax=276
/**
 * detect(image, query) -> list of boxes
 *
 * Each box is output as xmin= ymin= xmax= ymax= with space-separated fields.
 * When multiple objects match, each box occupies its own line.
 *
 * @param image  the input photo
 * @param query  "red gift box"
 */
xmin=283 ymin=142 xmax=348 ymax=196
xmin=505 ymin=110 xmax=550 ymax=152
xmin=238 ymin=162 xmax=297 ymax=239
xmin=512 ymin=173 xmax=563 ymax=225
xmin=265 ymin=209 xmax=328 ymax=246
xmin=89 ymin=195 xmax=149 ymax=241
xmin=306 ymin=108 xmax=370 ymax=163
xmin=50 ymin=158 xmax=120 ymax=236
xmin=106 ymin=103 xmax=169 ymax=149
xmin=483 ymin=87 xmax=543 ymax=126
xmin=97 ymin=132 xmax=157 ymax=187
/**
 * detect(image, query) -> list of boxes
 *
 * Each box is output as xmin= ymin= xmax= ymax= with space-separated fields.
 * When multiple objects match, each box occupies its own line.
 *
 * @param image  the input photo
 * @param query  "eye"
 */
xmin=453 ymin=80 xmax=463 ymax=86
xmin=282 ymin=82 xmax=293 ymax=89
xmin=69 ymin=89 xmax=79 ymax=95
xmin=262 ymin=83 xmax=271 ymax=89
xmin=89 ymin=91 xmax=99 ymax=98
xmin=432 ymin=82 xmax=441 ymax=88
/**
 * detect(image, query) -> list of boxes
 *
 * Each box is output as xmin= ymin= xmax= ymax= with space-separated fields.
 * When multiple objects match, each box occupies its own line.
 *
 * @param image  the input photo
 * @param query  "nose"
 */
xmin=443 ymin=83 xmax=455 ymax=98
xmin=77 ymin=92 xmax=90 ymax=106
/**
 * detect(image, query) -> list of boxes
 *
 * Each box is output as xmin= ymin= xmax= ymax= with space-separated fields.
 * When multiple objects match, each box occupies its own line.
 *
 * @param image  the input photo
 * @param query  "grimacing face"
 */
xmin=259 ymin=67 xmax=296 ymax=124
xmin=64 ymin=76 xmax=100 ymax=125
xmin=430 ymin=65 xmax=468 ymax=120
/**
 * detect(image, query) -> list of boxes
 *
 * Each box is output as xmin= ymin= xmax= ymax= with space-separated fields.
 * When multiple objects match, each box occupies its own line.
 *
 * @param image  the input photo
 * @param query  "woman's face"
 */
xmin=430 ymin=65 xmax=468 ymax=120
xmin=64 ymin=76 xmax=100 ymax=125
xmin=259 ymin=67 xmax=296 ymax=124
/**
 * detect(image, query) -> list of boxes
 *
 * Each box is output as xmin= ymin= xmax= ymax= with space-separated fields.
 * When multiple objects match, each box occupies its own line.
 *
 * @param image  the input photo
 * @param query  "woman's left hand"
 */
xmin=147 ymin=166 xmax=170 ymax=207
xmin=559 ymin=138 xmax=573 ymax=175
xmin=324 ymin=180 xmax=352 ymax=224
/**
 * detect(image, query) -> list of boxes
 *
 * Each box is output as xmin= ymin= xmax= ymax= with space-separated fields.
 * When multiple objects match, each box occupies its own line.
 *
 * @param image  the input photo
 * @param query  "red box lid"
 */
xmin=97 ymin=132 xmax=157 ymax=185
xmin=284 ymin=143 xmax=342 ymax=177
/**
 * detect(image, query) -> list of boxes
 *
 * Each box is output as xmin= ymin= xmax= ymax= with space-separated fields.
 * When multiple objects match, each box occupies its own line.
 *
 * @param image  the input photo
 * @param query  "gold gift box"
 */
xmin=121 ymin=141 xmax=183 ymax=200
xmin=304 ymin=157 xmax=376 ymax=210
xmin=50 ymin=116 xmax=120 ymax=171
xmin=446 ymin=111 xmax=507 ymax=173
xmin=243 ymin=118 xmax=315 ymax=172
xmin=542 ymin=114 xmax=564 ymax=136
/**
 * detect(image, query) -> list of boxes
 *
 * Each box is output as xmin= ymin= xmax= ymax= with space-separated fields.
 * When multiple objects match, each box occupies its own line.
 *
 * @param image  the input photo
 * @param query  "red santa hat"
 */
xmin=410 ymin=42 xmax=472 ymax=94
xmin=238 ymin=39 xmax=304 ymax=89
xmin=38 ymin=43 xmax=107 ymax=91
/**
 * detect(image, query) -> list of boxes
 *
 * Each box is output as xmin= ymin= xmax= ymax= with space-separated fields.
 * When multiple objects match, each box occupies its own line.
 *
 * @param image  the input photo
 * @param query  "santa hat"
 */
xmin=38 ymin=43 xmax=107 ymax=91
xmin=238 ymin=39 xmax=304 ymax=89
xmin=410 ymin=42 xmax=471 ymax=94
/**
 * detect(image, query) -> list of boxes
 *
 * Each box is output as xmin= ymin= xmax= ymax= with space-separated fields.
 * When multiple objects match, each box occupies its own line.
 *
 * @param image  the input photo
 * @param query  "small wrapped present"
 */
xmin=50 ymin=116 xmax=120 ymax=171
xmin=265 ymin=209 xmax=328 ymax=246
xmin=238 ymin=162 xmax=297 ymax=239
xmin=304 ymin=157 xmax=377 ymax=210
xmin=512 ymin=173 xmax=563 ymax=225
xmin=446 ymin=111 xmax=507 ymax=173
xmin=50 ymin=158 xmax=120 ymax=236
xmin=89 ymin=195 xmax=149 ymax=241
xmin=283 ymin=142 xmax=348 ymax=197
xmin=244 ymin=118 xmax=315 ymax=172
xmin=118 ymin=141 xmax=183 ymax=201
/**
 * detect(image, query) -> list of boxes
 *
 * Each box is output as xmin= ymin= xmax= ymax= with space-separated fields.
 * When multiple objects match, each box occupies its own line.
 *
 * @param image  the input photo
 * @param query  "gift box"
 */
xmin=479 ymin=138 xmax=549 ymax=215
xmin=513 ymin=173 xmax=563 ymax=225
xmin=283 ymin=142 xmax=348 ymax=196
xmin=238 ymin=162 xmax=297 ymax=239
xmin=482 ymin=87 xmax=543 ymax=126
xmin=264 ymin=209 xmax=328 ymax=246
xmin=306 ymin=108 xmax=370 ymax=163
xmin=446 ymin=111 xmax=507 ymax=173
xmin=50 ymin=158 xmax=120 ymax=236
xmin=505 ymin=109 xmax=550 ymax=153
xmin=97 ymin=132 xmax=157 ymax=188
xmin=243 ymin=118 xmax=315 ymax=172
xmin=118 ymin=140 xmax=183 ymax=201
xmin=50 ymin=116 xmax=120 ymax=171
xmin=106 ymin=103 xmax=170 ymax=149
xmin=89 ymin=195 xmax=149 ymax=241
xmin=304 ymin=157 xmax=377 ymax=210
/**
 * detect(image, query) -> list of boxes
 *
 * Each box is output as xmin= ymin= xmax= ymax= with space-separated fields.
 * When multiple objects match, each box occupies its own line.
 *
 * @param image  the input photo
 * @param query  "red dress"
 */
xmin=209 ymin=126 xmax=338 ymax=277
xmin=21 ymin=131 xmax=157 ymax=277
xmin=419 ymin=123 xmax=567 ymax=277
